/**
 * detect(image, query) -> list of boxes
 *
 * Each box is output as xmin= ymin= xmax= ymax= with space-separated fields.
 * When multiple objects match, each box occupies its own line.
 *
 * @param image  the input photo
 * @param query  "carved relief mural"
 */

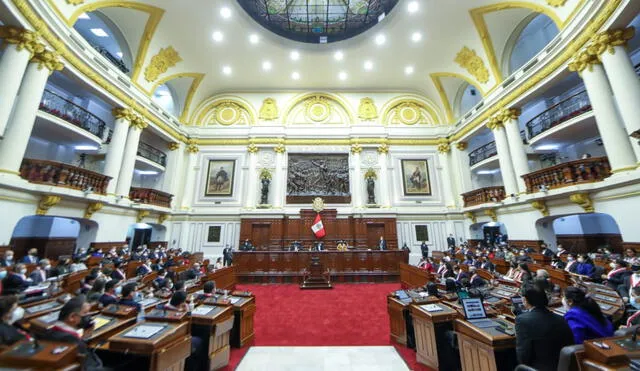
xmin=286 ymin=154 xmax=350 ymax=203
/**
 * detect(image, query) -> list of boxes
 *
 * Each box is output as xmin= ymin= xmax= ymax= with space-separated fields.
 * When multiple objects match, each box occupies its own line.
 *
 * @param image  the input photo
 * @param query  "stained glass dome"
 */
xmin=237 ymin=0 xmax=399 ymax=44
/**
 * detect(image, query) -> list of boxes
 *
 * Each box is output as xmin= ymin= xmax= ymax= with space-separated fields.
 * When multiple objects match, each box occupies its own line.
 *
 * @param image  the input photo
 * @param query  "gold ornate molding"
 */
xmin=274 ymin=144 xmax=286 ymax=154
xmin=213 ymin=101 xmax=246 ymax=126
xmin=304 ymin=95 xmax=332 ymax=122
xmin=0 ymin=26 xmax=44 ymax=56
xmin=437 ymin=138 xmax=451 ymax=154
xmin=377 ymin=144 xmax=389 ymax=154
xmin=588 ymin=27 xmax=635 ymax=58
xmin=258 ymin=98 xmax=279 ymax=120
xmin=358 ymin=97 xmax=378 ymax=121
xmin=499 ymin=108 xmax=522 ymax=123
xmin=484 ymin=208 xmax=497 ymax=222
xmin=350 ymin=143 xmax=363 ymax=154
xmin=546 ymin=0 xmax=567 ymax=6
xmin=486 ymin=115 xmax=504 ymax=131
xmin=364 ymin=168 xmax=377 ymax=180
xmin=144 ymin=46 xmax=182 ymax=82
xmin=464 ymin=211 xmax=477 ymax=224
xmin=36 ymin=195 xmax=61 ymax=215
xmin=136 ymin=210 xmax=150 ymax=223
xmin=570 ymin=192 xmax=594 ymax=212
xmin=530 ymin=200 xmax=549 ymax=216
xmin=168 ymin=142 xmax=180 ymax=151
xmin=130 ymin=115 xmax=148 ymax=130
xmin=158 ymin=213 xmax=169 ymax=224
xmin=247 ymin=143 xmax=259 ymax=154
xmin=66 ymin=0 xmax=84 ymax=4
xmin=392 ymin=102 xmax=424 ymax=125
xmin=455 ymin=46 xmax=490 ymax=84
xmin=185 ymin=140 xmax=199 ymax=154
xmin=84 ymin=202 xmax=103 ymax=219
xmin=31 ymin=50 xmax=64 ymax=73
xmin=456 ymin=142 xmax=468 ymax=151
xmin=568 ymin=49 xmax=601 ymax=73
xmin=112 ymin=107 xmax=136 ymax=121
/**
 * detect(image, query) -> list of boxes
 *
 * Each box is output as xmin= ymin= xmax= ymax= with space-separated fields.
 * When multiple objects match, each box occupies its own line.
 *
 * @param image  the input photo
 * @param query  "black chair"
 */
xmin=556 ymin=344 xmax=585 ymax=371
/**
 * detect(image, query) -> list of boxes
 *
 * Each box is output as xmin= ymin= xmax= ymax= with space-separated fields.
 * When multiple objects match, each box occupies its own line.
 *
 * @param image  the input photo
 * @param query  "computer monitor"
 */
xmin=461 ymin=297 xmax=487 ymax=320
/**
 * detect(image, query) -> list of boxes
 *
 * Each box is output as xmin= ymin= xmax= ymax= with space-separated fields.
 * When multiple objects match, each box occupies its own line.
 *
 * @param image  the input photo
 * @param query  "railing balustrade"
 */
xmin=469 ymin=141 xmax=498 ymax=166
xmin=137 ymin=142 xmax=167 ymax=167
xmin=525 ymin=90 xmax=592 ymax=140
xmin=90 ymin=43 xmax=129 ymax=73
xmin=39 ymin=90 xmax=107 ymax=139
xmin=129 ymin=187 xmax=173 ymax=208
xmin=522 ymin=157 xmax=611 ymax=193
xmin=461 ymin=186 xmax=506 ymax=207
xmin=19 ymin=158 xmax=111 ymax=194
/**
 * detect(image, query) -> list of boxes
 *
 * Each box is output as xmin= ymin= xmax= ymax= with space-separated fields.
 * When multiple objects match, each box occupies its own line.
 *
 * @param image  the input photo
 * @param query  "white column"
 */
xmin=570 ymin=51 xmax=637 ymax=172
xmin=180 ymin=142 xmax=199 ymax=210
xmin=163 ymin=142 xmax=185 ymax=208
xmin=452 ymin=142 xmax=473 ymax=194
xmin=104 ymin=109 xmax=133 ymax=194
xmin=115 ymin=119 xmax=146 ymax=197
xmin=273 ymin=144 xmax=286 ymax=208
xmin=0 ymin=27 xmax=41 ymax=137
xmin=351 ymin=145 xmax=362 ymax=208
xmin=377 ymin=145 xmax=390 ymax=207
xmin=244 ymin=145 xmax=258 ymax=208
xmin=488 ymin=117 xmax=518 ymax=195
xmin=437 ymin=140 xmax=456 ymax=208
xmin=589 ymin=28 xmax=640 ymax=160
xmin=502 ymin=109 xmax=530 ymax=193
xmin=0 ymin=50 xmax=63 ymax=176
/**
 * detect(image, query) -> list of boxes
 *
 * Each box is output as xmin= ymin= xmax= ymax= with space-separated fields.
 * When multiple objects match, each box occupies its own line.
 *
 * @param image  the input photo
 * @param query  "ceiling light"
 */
xmin=290 ymin=50 xmax=300 ymax=61
xmin=411 ymin=32 xmax=422 ymax=42
xmin=535 ymin=144 xmax=560 ymax=151
xmin=334 ymin=51 xmax=344 ymax=61
xmin=375 ymin=34 xmax=386 ymax=45
xmin=78 ymin=13 xmax=90 ymax=20
xmin=407 ymin=1 xmax=419 ymax=13
xmin=212 ymin=31 xmax=224 ymax=42
xmin=249 ymin=34 xmax=260 ymax=44
xmin=74 ymin=145 xmax=99 ymax=151
xmin=222 ymin=66 xmax=232 ymax=75
xmin=291 ymin=71 xmax=300 ymax=80
xmin=136 ymin=170 xmax=160 ymax=175
xmin=405 ymin=65 xmax=415 ymax=75
xmin=90 ymin=28 xmax=108 ymax=37
xmin=220 ymin=7 xmax=232 ymax=19
xmin=338 ymin=71 xmax=348 ymax=81
xmin=262 ymin=61 xmax=272 ymax=71
xmin=364 ymin=60 xmax=373 ymax=71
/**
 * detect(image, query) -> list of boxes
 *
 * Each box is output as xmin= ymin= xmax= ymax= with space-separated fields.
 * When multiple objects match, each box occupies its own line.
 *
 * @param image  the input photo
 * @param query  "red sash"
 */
xmin=631 ymin=274 xmax=640 ymax=288
xmin=627 ymin=310 xmax=640 ymax=327
xmin=51 ymin=325 xmax=81 ymax=340
xmin=607 ymin=267 xmax=627 ymax=279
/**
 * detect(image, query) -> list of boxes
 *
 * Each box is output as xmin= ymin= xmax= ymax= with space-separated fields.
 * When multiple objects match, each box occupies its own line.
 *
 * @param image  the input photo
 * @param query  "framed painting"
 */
xmin=205 ymin=160 xmax=235 ymax=196
xmin=401 ymin=159 xmax=431 ymax=196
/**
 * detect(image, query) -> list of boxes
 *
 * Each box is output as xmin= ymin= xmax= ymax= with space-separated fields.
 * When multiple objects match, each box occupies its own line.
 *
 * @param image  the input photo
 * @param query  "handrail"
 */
xmin=19 ymin=158 xmax=112 ymax=194
xmin=469 ymin=141 xmax=497 ymax=166
xmin=525 ymin=90 xmax=592 ymax=139
xmin=90 ymin=43 xmax=129 ymax=73
xmin=461 ymin=186 xmax=506 ymax=207
xmin=522 ymin=157 xmax=611 ymax=193
xmin=39 ymin=89 xmax=107 ymax=139
xmin=129 ymin=187 xmax=173 ymax=208
xmin=137 ymin=142 xmax=167 ymax=167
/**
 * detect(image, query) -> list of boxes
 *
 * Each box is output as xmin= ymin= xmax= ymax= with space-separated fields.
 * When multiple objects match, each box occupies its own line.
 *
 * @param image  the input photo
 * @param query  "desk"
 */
xmin=234 ymin=250 xmax=408 ymax=283
xmin=22 ymin=298 xmax=64 ymax=320
xmin=227 ymin=296 xmax=256 ymax=347
xmin=191 ymin=305 xmax=235 ymax=370
xmin=454 ymin=319 xmax=517 ymax=371
xmin=0 ymin=340 xmax=79 ymax=369
xmin=411 ymin=302 xmax=460 ymax=370
xmin=387 ymin=297 xmax=410 ymax=345
xmin=85 ymin=315 xmax=137 ymax=346
xmin=582 ymin=335 xmax=640 ymax=370
xmin=204 ymin=266 xmax=237 ymax=291
xmin=399 ymin=263 xmax=431 ymax=289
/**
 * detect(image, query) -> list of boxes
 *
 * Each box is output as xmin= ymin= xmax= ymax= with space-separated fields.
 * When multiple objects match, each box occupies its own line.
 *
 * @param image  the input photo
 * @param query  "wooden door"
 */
xmin=367 ymin=223 xmax=385 ymax=248
xmin=251 ymin=224 xmax=271 ymax=249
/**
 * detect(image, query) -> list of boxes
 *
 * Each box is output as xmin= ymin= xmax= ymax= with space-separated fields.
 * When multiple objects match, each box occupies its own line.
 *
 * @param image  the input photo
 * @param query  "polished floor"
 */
xmin=236 ymin=346 xmax=410 ymax=371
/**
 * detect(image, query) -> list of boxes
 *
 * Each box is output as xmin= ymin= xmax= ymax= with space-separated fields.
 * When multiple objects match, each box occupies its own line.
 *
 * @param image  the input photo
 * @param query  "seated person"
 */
xmin=153 ymin=269 xmax=168 ymax=290
xmin=80 ymin=272 xmax=98 ymax=294
xmin=515 ymin=286 xmax=574 ymax=371
xmin=516 ymin=250 xmax=533 ymax=263
xmin=21 ymin=248 xmax=39 ymax=264
xmin=99 ymin=280 xmax=119 ymax=308
xmin=196 ymin=281 xmax=216 ymax=301
xmin=479 ymin=256 xmax=494 ymax=272
xmin=111 ymin=261 xmax=126 ymax=281
xmin=377 ymin=236 xmax=387 ymax=251
xmin=213 ymin=258 xmax=223 ymax=270
xmin=163 ymin=291 xmax=205 ymax=371
xmin=401 ymin=242 xmax=411 ymax=252
xmin=240 ymin=239 xmax=255 ymax=251
xmin=162 ymin=291 xmax=189 ymax=312
xmin=336 ymin=241 xmax=347 ymax=251
xmin=0 ymin=295 xmax=30 ymax=345
xmin=314 ymin=241 xmax=325 ymax=251
xmin=86 ymin=278 xmax=106 ymax=303
xmin=624 ymin=286 xmax=640 ymax=327
xmin=136 ymin=259 xmax=153 ymax=276
xmin=604 ymin=259 xmax=630 ymax=290
xmin=540 ymin=244 xmax=555 ymax=257
xmin=173 ymin=280 xmax=186 ymax=293
xmin=551 ymin=256 xmax=566 ymax=270
xmin=118 ymin=282 xmax=142 ymax=313
xmin=186 ymin=263 xmax=203 ymax=280
xmin=424 ymin=282 xmax=440 ymax=298
xmin=51 ymin=256 xmax=71 ymax=277
xmin=0 ymin=250 xmax=15 ymax=267
xmin=575 ymin=254 xmax=595 ymax=277
xmin=453 ymin=265 xmax=468 ymax=285
xmin=40 ymin=295 xmax=104 ymax=370
xmin=468 ymin=267 xmax=485 ymax=288
xmin=13 ymin=263 xmax=32 ymax=286
xmin=564 ymin=254 xmax=579 ymax=273
xmin=563 ymin=286 xmax=614 ymax=344
xmin=29 ymin=259 xmax=51 ymax=285
xmin=155 ymin=279 xmax=174 ymax=298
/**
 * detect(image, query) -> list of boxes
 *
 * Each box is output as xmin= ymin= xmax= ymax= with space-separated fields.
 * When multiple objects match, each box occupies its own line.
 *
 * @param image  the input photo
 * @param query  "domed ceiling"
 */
xmin=237 ymin=0 xmax=399 ymax=44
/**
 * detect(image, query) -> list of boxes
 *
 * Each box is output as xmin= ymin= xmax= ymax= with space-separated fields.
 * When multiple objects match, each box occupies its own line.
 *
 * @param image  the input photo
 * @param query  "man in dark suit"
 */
xmin=515 ymin=286 xmax=574 ymax=371
xmin=446 ymin=234 xmax=456 ymax=249
xmin=99 ymin=280 xmax=118 ymax=308
xmin=420 ymin=241 xmax=429 ymax=258
xmin=185 ymin=263 xmax=203 ymax=280
xmin=29 ymin=259 xmax=51 ymax=285
xmin=378 ymin=236 xmax=387 ymax=251
xmin=136 ymin=259 xmax=153 ymax=276
xmin=0 ymin=250 xmax=15 ymax=267
xmin=479 ymin=257 xmax=495 ymax=272
xmin=118 ymin=282 xmax=142 ymax=313
xmin=222 ymin=245 xmax=233 ymax=266
xmin=314 ymin=241 xmax=325 ymax=251
xmin=21 ymin=248 xmax=39 ymax=264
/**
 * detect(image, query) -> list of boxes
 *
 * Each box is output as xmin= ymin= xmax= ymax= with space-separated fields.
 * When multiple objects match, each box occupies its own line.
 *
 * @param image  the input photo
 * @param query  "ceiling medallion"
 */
xmin=237 ymin=0 xmax=399 ymax=44
xmin=304 ymin=96 xmax=332 ymax=122
xmin=214 ymin=102 xmax=242 ymax=125
xmin=395 ymin=102 xmax=421 ymax=125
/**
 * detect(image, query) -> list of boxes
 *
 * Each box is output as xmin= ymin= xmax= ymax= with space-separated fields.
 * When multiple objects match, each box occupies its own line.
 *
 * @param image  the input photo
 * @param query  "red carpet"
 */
xmin=220 ymin=283 xmax=432 ymax=370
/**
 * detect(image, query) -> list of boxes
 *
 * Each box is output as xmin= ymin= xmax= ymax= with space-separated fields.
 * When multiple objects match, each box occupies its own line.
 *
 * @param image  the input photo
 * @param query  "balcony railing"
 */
xmin=522 ymin=157 xmax=611 ymax=193
xmin=525 ymin=90 xmax=592 ymax=140
xmin=129 ymin=187 xmax=173 ymax=208
xmin=461 ymin=186 xmax=506 ymax=207
xmin=91 ymin=43 xmax=129 ymax=74
xmin=39 ymin=90 xmax=107 ymax=139
xmin=19 ymin=158 xmax=112 ymax=194
xmin=137 ymin=142 xmax=167 ymax=167
xmin=469 ymin=141 xmax=498 ymax=166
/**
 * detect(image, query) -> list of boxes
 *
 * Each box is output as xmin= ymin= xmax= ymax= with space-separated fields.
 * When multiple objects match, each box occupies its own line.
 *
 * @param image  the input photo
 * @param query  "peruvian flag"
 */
xmin=311 ymin=213 xmax=326 ymax=238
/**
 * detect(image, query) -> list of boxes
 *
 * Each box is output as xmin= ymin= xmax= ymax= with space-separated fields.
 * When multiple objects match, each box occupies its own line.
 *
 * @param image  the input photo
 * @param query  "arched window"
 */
xmin=152 ymin=84 xmax=179 ymax=117
xmin=505 ymin=14 xmax=559 ymax=75
xmin=73 ymin=11 xmax=133 ymax=74
xmin=456 ymin=83 xmax=482 ymax=117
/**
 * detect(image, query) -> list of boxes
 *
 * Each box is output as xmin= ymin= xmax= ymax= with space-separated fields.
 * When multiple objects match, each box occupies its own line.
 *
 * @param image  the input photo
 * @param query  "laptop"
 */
xmin=461 ymin=297 xmax=498 ymax=328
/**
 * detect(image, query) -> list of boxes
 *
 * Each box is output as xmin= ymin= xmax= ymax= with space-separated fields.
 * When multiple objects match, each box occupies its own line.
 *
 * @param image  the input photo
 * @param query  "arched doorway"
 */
xmin=535 ymin=213 xmax=622 ymax=253
xmin=126 ymin=222 xmax=167 ymax=249
xmin=469 ymin=221 xmax=508 ymax=246
xmin=10 ymin=215 xmax=98 ymax=260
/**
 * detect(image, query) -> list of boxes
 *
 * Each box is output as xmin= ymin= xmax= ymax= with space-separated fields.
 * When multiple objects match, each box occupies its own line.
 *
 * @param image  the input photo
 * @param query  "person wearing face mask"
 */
xmin=575 ymin=254 xmax=595 ymax=277
xmin=623 ymin=286 xmax=640 ymax=327
xmin=0 ymin=250 xmax=15 ymax=267
xmin=21 ymin=248 xmax=39 ymax=264
xmin=618 ymin=265 xmax=640 ymax=302
xmin=564 ymin=254 xmax=579 ymax=273
xmin=516 ymin=250 xmax=532 ymax=263
xmin=603 ymin=259 xmax=630 ymax=290
xmin=29 ymin=259 xmax=51 ymax=285
xmin=563 ymin=287 xmax=614 ymax=344
xmin=515 ymin=286 xmax=575 ymax=371
xmin=0 ymin=295 xmax=30 ymax=345
xmin=118 ymin=282 xmax=142 ymax=313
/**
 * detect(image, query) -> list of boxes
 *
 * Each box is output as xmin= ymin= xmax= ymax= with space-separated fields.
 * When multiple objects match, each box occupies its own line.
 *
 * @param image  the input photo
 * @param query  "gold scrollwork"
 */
xmin=393 ymin=102 xmax=423 ymax=125
xmin=185 ymin=140 xmax=199 ymax=154
xmin=569 ymin=193 xmax=594 ymax=213
xmin=437 ymin=138 xmax=451 ymax=154
xmin=377 ymin=144 xmax=389 ymax=154
xmin=588 ymin=27 xmax=635 ymax=58
xmin=568 ymin=49 xmax=601 ymax=73
xmin=144 ymin=46 xmax=182 ymax=82
xmin=456 ymin=142 xmax=468 ymax=151
xmin=31 ymin=50 xmax=64 ymax=73
xmin=130 ymin=114 xmax=148 ymax=130
xmin=36 ymin=195 xmax=61 ymax=215
xmin=455 ymin=46 xmax=490 ymax=84
xmin=484 ymin=208 xmax=497 ymax=222
xmin=274 ymin=144 xmax=286 ymax=154
xmin=530 ymin=200 xmax=549 ymax=216
xmin=84 ymin=202 xmax=103 ymax=219
xmin=112 ymin=107 xmax=136 ymax=121
xmin=168 ymin=142 xmax=180 ymax=151
xmin=350 ymin=144 xmax=363 ymax=154
xmin=546 ymin=0 xmax=567 ymax=6
xmin=259 ymin=98 xmax=279 ymax=120
xmin=486 ymin=115 xmax=504 ymax=131
xmin=136 ymin=210 xmax=150 ymax=223
xmin=0 ymin=26 xmax=44 ymax=56
xmin=464 ymin=211 xmax=477 ymax=224
xmin=304 ymin=95 xmax=332 ymax=122
xmin=499 ymin=108 xmax=522 ymax=123
xmin=357 ymin=97 xmax=378 ymax=121
xmin=247 ymin=143 xmax=259 ymax=154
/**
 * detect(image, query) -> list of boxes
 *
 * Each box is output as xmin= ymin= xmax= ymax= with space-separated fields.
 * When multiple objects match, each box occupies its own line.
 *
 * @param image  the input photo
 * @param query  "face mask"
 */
xmin=45 ymin=265 xmax=51 ymax=270
xmin=562 ymin=297 xmax=570 ymax=310
xmin=8 ymin=307 xmax=24 ymax=325
xmin=19 ymin=269 xmax=27 ymax=275
xmin=0 ymin=271 xmax=6 ymax=280
xmin=79 ymin=315 xmax=94 ymax=330
xmin=115 ymin=286 xmax=122 ymax=296
xmin=610 ymin=263 xmax=617 ymax=269
xmin=5 ymin=256 xmax=13 ymax=262
xmin=578 ymin=258 xmax=584 ymax=263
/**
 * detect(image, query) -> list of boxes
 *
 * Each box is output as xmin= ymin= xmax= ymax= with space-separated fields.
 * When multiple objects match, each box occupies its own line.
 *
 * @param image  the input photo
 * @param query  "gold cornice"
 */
xmin=0 ymin=26 xmax=45 ymax=56
xmin=36 ymin=195 xmax=61 ymax=215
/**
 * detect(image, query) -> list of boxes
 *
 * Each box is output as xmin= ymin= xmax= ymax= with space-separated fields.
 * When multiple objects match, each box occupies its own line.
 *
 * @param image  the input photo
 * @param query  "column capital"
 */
xmin=84 ymin=202 xmax=103 ymax=219
xmin=36 ymin=195 xmax=61 ymax=215
xmin=499 ymin=107 xmax=522 ymax=123
xmin=112 ymin=107 xmax=137 ymax=121
xmin=437 ymin=138 xmax=451 ymax=154
xmin=274 ymin=143 xmax=286 ymax=154
xmin=350 ymin=143 xmax=363 ymax=154
xmin=568 ymin=49 xmax=601 ymax=73
xmin=0 ymin=26 xmax=44 ymax=56
xmin=31 ymin=50 xmax=64 ymax=73
xmin=455 ymin=141 xmax=468 ymax=151
xmin=247 ymin=143 xmax=259 ymax=153
xmin=130 ymin=115 xmax=148 ymax=130
xmin=377 ymin=143 xmax=389 ymax=154
xmin=185 ymin=139 xmax=199 ymax=154
xmin=588 ymin=27 xmax=635 ymax=58
xmin=167 ymin=142 xmax=180 ymax=151
xmin=486 ymin=115 xmax=504 ymax=131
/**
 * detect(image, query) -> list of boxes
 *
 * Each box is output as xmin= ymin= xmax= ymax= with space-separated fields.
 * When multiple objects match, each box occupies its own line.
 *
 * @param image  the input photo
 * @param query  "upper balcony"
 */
xmin=137 ymin=142 xmax=167 ymax=168
xmin=469 ymin=130 xmax=527 ymax=170
xmin=461 ymin=186 xmax=506 ymax=207
xmin=129 ymin=187 xmax=173 ymax=208
xmin=522 ymin=157 xmax=611 ymax=194
xmin=19 ymin=158 xmax=112 ymax=194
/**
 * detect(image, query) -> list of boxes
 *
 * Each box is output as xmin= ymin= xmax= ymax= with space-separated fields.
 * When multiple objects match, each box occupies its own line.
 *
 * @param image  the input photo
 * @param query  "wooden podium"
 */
xmin=191 ymin=305 xmax=235 ymax=370
xmin=411 ymin=302 xmax=460 ymax=370
xmin=300 ymin=255 xmax=332 ymax=289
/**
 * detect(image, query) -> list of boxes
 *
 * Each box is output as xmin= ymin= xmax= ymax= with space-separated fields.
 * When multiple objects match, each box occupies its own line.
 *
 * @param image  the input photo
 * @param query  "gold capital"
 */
xmin=588 ymin=27 xmax=635 ymax=58
xmin=0 ymin=26 xmax=44 ymax=56
xmin=456 ymin=142 xmax=468 ymax=151
xmin=486 ymin=115 xmax=504 ymax=131
xmin=530 ymin=200 xmax=549 ymax=216
xmin=350 ymin=144 xmax=363 ymax=154
xmin=130 ymin=115 xmax=148 ymax=130
xmin=31 ymin=50 xmax=64 ymax=73
xmin=484 ymin=208 xmax=497 ymax=222
xmin=437 ymin=138 xmax=450 ymax=154
xmin=36 ymin=195 xmax=61 ymax=215
xmin=464 ymin=212 xmax=477 ymax=224
xmin=568 ymin=50 xmax=601 ymax=73
xmin=274 ymin=144 xmax=286 ymax=154
xmin=247 ymin=143 xmax=259 ymax=154
xmin=158 ymin=213 xmax=169 ymax=224
xmin=168 ymin=142 xmax=180 ymax=151
xmin=137 ymin=210 xmax=150 ymax=223
xmin=186 ymin=140 xmax=199 ymax=154
xmin=377 ymin=144 xmax=389 ymax=154
xmin=112 ymin=107 xmax=136 ymax=121
xmin=499 ymin=108 xmax=522 ymax=123
xmin=84 ymin=202 xmax=103 ymax=219
xmin=569 ymin=193 xmax=594 ymax=213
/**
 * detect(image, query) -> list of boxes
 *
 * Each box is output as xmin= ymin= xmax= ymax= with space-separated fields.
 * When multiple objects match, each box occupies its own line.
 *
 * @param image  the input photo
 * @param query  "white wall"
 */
xmin=553 ymin=215 xmax=584 ymax=235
